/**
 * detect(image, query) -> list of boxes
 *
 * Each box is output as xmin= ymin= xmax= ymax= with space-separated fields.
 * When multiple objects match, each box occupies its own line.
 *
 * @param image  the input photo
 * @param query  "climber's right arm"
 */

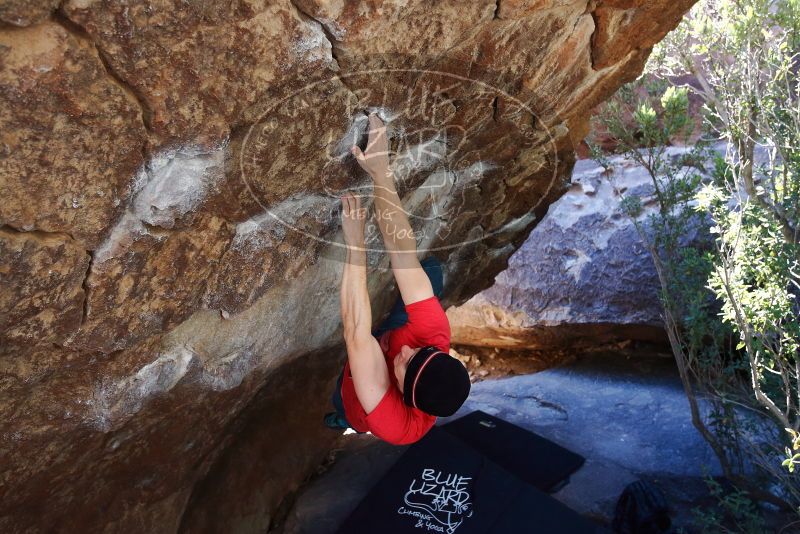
xmin=340 ymin=192 xmax=391 ymax=414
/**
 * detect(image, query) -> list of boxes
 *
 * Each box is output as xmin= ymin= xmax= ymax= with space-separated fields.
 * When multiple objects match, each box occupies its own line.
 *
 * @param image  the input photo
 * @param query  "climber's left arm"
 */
xmin=340 ymin=193 xmax=392 ymax=413
xmin=351 ymin=113 xmax=434 ymax=306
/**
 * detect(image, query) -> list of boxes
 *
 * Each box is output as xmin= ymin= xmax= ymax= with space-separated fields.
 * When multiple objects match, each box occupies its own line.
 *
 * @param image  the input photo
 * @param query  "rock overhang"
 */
xmin=0 ymin=0 xmax=698 ymax=531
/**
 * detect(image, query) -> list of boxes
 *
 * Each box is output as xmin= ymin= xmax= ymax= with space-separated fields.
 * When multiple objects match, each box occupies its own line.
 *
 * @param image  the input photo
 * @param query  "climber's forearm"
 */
xmin=340 ymin=247 xmax=371 ymax=343
xmin=370 ymin=168 xmax=434 ymax=305
xmin=371 ymin=168 xmax=418 ymax=267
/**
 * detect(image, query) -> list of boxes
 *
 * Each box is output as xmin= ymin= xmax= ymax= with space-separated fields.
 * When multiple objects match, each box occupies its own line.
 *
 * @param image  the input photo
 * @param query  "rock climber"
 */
xmin=324 ymin=112 xmax=471 ymax=445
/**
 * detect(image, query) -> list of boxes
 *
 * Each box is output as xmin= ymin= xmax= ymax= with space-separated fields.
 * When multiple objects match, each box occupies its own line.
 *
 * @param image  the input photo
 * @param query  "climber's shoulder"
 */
xmin=365 ymin=385 xmax=437 ymax=445
xmin=387 ymin=296 xmax=451 ymax=357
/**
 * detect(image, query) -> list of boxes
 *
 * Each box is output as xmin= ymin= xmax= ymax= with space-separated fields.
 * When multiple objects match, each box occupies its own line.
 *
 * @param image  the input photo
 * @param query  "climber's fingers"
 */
xmin=351 ymin=144 xmax=365 ymax=164
xmin=365 ymin=112 xmax=387 ymax=152
xmin=367 ymin=112 xmax=386 ymax=138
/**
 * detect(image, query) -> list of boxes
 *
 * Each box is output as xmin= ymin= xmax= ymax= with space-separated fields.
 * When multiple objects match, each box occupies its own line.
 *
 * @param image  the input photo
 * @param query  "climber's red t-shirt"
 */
xmin=340 ymin=296 xmax=450 ymax=445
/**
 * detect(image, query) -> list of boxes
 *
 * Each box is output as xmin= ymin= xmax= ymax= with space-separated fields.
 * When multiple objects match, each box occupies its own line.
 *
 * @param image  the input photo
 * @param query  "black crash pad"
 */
xmin=336 ymin=427 xmax=601 ymax=534
xmin=441 ymin=410 xmax=585 ymax=492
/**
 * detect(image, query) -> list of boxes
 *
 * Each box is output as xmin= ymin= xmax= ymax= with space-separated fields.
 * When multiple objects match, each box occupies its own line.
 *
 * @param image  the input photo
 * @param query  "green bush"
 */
xmin=591 ymin=0 xmax=800 ymax=516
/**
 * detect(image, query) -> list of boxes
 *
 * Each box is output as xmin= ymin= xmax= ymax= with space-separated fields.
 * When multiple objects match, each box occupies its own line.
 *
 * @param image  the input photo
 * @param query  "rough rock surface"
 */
xmin=447 ymin=153 xmax=675 ymax=349
xmin=590 ymin=0 xmax=696 ymax=69
xmin=0 ymin=0 xmax=58 ymax=26
xmin=0 ymin=228 xmax=89 ymax=344
xmin=0 ymin=22 xmax=147 ymax=248
xmin=0 ymin=1 xmax=695 ymax=531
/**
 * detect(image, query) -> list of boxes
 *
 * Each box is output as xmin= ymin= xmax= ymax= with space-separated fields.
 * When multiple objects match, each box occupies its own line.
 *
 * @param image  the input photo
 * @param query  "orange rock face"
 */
xmin=0 ymin=228 xmax=89 ymax=344
xmin=0 ymin=0 xmax=58 ymax=26
xmin=0 ymin=0 xmax=695 ymax=531
xmin=0 ymin=22 xmax=147 ymax=248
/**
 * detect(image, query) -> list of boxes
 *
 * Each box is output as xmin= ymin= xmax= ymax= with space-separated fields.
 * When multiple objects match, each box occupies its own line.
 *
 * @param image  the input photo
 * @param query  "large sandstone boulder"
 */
xmin=447 ymin=152 xmax=683 ymax=350
xmin=0 ymin=1 xmax=695 ymax=532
